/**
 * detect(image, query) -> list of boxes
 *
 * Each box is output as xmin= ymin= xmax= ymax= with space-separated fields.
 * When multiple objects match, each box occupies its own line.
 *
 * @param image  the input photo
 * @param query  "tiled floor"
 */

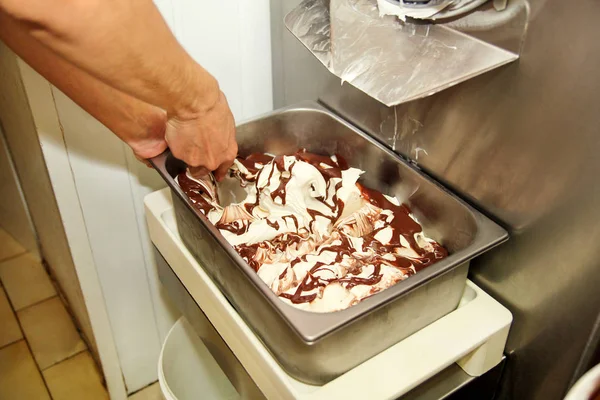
xmin=0 ymin=228 xmax=163 ymax=400
xmin=129 ymin=383 xmax=164 ymax=400
xmin=0 ymin=229 xmax=106 ymax=400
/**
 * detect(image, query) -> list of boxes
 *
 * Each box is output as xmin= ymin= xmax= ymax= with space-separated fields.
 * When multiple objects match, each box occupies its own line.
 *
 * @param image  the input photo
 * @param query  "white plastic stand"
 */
xmin=145 ymin=188 xmax=512 ymax=400
xmin=158 ymin=318 xmax=240 ymax=400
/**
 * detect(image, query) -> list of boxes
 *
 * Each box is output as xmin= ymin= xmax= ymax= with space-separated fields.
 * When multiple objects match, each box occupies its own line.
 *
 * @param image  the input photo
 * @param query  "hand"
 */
xmin=124 ymin=107 xmax=169 ymax=167
xmin=165 ymin=91 xmax=238 ymax=181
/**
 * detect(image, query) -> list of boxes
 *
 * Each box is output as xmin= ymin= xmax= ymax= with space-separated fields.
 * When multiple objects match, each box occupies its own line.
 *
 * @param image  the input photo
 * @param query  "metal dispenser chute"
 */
xmin=285 ymin=0 xmax=528 ymax=107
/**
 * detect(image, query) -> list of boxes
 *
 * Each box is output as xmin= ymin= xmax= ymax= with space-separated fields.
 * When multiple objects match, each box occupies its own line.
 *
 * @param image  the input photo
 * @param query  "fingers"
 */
xmin=164 ymin=90 xmax=238 ymax=176
xmin=215 ymin=131 xmax=239 ymax=181
xmin=165 ymin=120 xmax=226 ymax=170
xmin=213 ymin=161 xmax=231 ymax=182
xmin=188 ymin=166 xmax=211 ymax=179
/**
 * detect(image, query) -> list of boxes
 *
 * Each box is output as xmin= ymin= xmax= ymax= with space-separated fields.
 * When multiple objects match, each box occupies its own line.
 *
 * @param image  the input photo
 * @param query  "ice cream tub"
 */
xmin=150 ymin=101 xmax=508 ymax=385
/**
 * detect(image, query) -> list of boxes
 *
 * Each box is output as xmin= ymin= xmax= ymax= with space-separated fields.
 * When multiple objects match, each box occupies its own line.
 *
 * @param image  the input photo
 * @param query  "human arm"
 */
xmin=0 ymin=10 xmax=168 ymax=160
xmin=0 ymin=0 xmax=237 ymax=177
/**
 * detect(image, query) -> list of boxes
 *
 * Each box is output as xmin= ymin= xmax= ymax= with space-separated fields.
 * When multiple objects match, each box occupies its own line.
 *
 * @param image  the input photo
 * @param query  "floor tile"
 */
xmin=0 ymin=253 xmax=56 ymax=310
xmin=129 ymin=382 xmax=164 ymax=400
xmin=43 ymin=351 xmax=109 ymax=400
xmin=17 ymin=297 xmax=87 ymax=370
xmin=0 ymin=228 xmax=26 ymax=262
xmin=0 ymin=340 xmax=51 ymax=400
xmin=0 ymin=286 xmax=23 ymax=348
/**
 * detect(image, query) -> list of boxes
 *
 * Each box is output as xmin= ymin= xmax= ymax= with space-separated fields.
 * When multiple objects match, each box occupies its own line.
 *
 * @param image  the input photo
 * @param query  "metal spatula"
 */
xmin=188 ymin=170 xmax=246 ymax=208
xmin=217 ymin=173 xmax=247 ymax=207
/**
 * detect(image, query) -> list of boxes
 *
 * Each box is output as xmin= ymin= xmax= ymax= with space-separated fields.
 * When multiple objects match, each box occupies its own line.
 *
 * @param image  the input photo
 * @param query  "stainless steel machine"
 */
xmin=269 ymin=0 xmax=600 ymax=399
xmin=151 ymin=102 xmax=508 ymax=384
xmin=146 ymin=1 xmax=599 ymax=399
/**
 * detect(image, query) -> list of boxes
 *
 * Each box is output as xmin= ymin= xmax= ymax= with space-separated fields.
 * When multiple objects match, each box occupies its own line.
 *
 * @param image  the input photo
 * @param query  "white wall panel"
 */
xmin=18 ymin=60 xmax=128 ymax=400
xmin=238 ymin=0 xmax=274 ymax=119
xmin=51 ymin=89 xmax=162 ymax=393
xmin=171 ymin=1 xmax=244 ymax=119
xmin=123 ymin=150 xmax=180 ymax=344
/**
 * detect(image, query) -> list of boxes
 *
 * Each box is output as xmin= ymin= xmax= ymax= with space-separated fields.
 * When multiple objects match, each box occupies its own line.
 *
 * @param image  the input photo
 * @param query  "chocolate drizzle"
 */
xmin=177 ymin=172 xmax=216 ymax=215
xmin=339 ymin=265 xmax=383 ymax=289
xmin=270 ymin=160 xmax=294 ymax=205
xmin=178 ymin=149 xmax=449 ymax=311
xmin=236 ymin=153 xmax=274 ymax=178
xmin=284 ymin=215 xmax=299 ymax=230
xmin=266 ymin=219 xmax=280 ymax=230
xmin=216 ymin=220 xmax=249 ymax=235
xmin=319 ymin=237 xmax=349 ymax=256
xmin=235 ymin=244 xmax=261 ymax=271
xmin=359 ymin=184 xmax=448 ymax=272
xmin=280 ymin=262 xmax=326 ymax=304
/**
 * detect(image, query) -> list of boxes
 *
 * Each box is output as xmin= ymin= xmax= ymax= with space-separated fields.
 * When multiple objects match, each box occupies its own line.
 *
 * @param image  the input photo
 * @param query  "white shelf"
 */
xmin=145 ymin=188 xmax=512 ymax=400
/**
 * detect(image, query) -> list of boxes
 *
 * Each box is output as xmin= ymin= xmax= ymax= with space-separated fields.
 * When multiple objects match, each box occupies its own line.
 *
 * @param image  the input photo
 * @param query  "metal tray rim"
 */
xmin=150 ymin=101 xmax=508 ymax=343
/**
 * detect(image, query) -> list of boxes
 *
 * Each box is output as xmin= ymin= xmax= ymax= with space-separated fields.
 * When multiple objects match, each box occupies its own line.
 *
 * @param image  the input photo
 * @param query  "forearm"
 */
xmin=0 ymin=10 xmax=167 ymax=158
xmin=0 ymin=0 xmax=218 ymax=119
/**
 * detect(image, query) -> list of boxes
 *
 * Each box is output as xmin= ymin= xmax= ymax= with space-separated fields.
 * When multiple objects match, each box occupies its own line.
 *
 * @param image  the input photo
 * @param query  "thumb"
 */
xmin=189 ymin=166 xmax=211 ymax=179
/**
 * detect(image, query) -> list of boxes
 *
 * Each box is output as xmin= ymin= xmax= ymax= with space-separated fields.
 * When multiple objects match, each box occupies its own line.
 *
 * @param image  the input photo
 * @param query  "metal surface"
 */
xmin=284 ymin=0 xmax=518 ymax=107
xmin=150 ymin=102 xmax=507 ymax=384
xmin=154 ymin=247 xmax=265 ymax=400
xmin=271 ymin=0 xmax=600 ymax=398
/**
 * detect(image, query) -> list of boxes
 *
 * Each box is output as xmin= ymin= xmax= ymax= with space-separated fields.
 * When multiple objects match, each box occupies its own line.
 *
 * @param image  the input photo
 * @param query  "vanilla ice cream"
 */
xmin=177 ymin=150 xmax=448 ymax=313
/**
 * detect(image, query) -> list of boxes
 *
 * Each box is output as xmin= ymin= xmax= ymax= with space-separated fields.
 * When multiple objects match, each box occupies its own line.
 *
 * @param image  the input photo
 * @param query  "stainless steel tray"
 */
xmin=150 ymin=101 xmax=508 ymax=384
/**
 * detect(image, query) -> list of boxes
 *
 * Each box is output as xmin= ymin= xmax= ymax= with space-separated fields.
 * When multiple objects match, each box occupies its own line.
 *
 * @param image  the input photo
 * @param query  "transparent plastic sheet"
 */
xmin=284 ymin=0 xmax=519 ymax=107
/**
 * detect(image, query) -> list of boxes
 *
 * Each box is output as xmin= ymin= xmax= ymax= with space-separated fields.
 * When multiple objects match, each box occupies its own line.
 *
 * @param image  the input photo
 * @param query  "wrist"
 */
xmin=123 ymin=106 xmax=168 ymax=159
xmin=172 ymin=65 xmax=220 ymax=120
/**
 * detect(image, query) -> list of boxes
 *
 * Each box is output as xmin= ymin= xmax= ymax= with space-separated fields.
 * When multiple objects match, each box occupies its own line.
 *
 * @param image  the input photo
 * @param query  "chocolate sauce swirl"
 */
xmin=178 ymin=150 xmax=449 ymax=312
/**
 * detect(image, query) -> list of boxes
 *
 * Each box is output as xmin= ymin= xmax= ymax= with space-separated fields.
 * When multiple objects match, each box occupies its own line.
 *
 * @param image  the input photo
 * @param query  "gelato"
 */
xmin=177 ymin=150 xmax=448 ymax=312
